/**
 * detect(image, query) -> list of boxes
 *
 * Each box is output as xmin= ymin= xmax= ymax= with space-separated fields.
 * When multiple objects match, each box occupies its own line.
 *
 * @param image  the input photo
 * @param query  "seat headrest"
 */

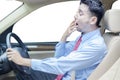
xmin=103 ymin=10 xmax=120 ymax=33
xmin=112 ymin=0 xmax=120 ymax=9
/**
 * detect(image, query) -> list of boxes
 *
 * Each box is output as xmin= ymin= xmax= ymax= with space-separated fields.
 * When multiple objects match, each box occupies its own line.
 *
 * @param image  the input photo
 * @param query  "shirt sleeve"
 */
xmin=54 ymin=41 xmax=75 ymax=58
xmin=31 ymin=40 xmax=107 ymax=75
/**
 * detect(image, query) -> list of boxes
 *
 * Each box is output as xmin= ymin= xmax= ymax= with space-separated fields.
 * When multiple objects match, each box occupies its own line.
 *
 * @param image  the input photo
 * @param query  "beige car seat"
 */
xmin=88 ymin=9 xmax=120 ymax=80
xmin=112 ymin=0 xmax=120 ymax=9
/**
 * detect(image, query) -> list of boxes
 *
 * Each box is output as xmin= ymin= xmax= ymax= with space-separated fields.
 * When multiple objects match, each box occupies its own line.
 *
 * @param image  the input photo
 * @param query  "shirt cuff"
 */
xmin=31 ymin=59 xmax=42 ymax=70
xmin=56 ymin=41 xmax=66 ymax=47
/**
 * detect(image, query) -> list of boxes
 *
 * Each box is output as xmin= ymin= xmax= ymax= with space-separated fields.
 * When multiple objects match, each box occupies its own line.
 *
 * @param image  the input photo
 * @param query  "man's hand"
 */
xmin=6 ymin=48 xmax=31 ymax=67
xmin=6 ymin=48 xmax=23 ymax=65
xmin=61 ymin=20 xmax=77 ymax=42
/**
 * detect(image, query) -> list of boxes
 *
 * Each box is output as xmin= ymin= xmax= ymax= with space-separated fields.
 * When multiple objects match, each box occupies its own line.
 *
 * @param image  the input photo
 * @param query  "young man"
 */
xmin=7 ymin=0 xmax=107 ymax=80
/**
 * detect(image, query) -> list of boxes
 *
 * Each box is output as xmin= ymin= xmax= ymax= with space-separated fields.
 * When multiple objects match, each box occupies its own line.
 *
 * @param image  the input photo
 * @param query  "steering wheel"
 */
xmin=6 ymin=32 xmax=31 ymax=75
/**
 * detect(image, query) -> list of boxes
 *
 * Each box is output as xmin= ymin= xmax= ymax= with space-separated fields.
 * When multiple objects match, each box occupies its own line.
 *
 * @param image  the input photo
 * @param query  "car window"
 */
xmin=0 ymin=0 xmax=22 ymax=21
xmin=13 ymin=1 xmax=80 ymax=42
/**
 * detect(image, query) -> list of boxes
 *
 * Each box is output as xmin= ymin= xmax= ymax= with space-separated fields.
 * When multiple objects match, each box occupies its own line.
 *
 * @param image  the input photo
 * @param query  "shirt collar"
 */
xmin=80 ymin=28 xmax=101 ymax=42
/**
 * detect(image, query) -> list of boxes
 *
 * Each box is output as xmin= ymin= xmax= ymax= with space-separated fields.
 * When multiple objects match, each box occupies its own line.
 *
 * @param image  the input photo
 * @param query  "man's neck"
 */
xmin=82 ymin=25 xmax=98 ymax=34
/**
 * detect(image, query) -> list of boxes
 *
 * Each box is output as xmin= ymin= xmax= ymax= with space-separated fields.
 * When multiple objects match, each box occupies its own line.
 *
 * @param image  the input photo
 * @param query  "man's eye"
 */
xmin=79 ymin=12 xmax=83 ymax=16
xmin=79 ymin=10 xmax=83 ymax=16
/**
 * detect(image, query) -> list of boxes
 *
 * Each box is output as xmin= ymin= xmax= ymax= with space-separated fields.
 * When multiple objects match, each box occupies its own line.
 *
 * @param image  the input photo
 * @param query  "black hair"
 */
xmin=80 ymin=0 xmax=104 ymax=27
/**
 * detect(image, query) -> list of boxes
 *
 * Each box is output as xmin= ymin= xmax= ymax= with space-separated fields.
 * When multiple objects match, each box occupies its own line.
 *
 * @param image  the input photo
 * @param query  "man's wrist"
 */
xmin=20 ymin=58 xmax=31 ymax=67
xmin=61 ymin=34 xmax=68 ymax=42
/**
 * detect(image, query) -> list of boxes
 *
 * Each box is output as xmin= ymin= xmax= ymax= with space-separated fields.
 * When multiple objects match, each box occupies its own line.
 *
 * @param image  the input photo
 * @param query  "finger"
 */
xmin=7 ymin=54 xmax=12 ymax=61
xmin=72 ymin=27 xmax=77 ymax=32
xmin=6 ymin=48 xmax=13 ymax=52
xmin=70 ymin=25 xmax=77 ymax=31
xmin=70 ymin=20 xmax=76 ymax=27
xmin=7 ymin=53 xmax=12 ymax=58
xmin=8 ymin=57 xmax=12 ymax=61
xmin=6 ymin=52 xmax=13 ymax=55
xmin=70 ymin=22 xmax=75 ymax=27
xmin=7 ymin=55 xmax=12 ymax=60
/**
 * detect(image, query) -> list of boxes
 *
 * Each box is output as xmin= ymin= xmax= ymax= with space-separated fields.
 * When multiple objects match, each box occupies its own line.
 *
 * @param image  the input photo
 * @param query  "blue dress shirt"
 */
xmin=31 ymin=28 xmax=107 ymax=80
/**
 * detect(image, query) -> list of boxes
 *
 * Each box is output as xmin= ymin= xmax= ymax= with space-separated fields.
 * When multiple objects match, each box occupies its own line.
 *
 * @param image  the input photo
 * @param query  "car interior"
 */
xmin=0 ymin=0 xmax=120 ymax=80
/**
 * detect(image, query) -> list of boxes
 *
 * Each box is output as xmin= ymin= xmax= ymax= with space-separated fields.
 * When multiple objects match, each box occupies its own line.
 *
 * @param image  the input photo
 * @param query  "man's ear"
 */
xmin=90 ymin=16 xmax=97 ymax=25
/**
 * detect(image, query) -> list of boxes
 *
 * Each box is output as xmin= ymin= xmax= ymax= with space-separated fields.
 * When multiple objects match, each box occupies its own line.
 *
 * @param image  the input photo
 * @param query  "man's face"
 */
xmin=74 ymin=3 xmax=92 ymax=33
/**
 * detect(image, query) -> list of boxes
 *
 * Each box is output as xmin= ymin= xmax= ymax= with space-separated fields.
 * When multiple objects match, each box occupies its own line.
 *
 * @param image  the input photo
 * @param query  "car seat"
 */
xmin=88 ymin=9 xmax=120 ymax=80
xmin=112 ymin=0 xmax=120 ymax=9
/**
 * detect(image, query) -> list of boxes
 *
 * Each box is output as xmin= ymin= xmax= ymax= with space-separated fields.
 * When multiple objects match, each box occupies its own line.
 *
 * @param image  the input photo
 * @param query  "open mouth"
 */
xmin=76 ymin=23 xmax=78 ymax=26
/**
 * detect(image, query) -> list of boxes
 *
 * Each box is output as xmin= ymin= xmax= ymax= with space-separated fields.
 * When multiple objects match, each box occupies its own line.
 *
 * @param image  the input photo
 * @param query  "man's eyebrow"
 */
xmin=79 ymin=8 xmax=90 ymax=14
